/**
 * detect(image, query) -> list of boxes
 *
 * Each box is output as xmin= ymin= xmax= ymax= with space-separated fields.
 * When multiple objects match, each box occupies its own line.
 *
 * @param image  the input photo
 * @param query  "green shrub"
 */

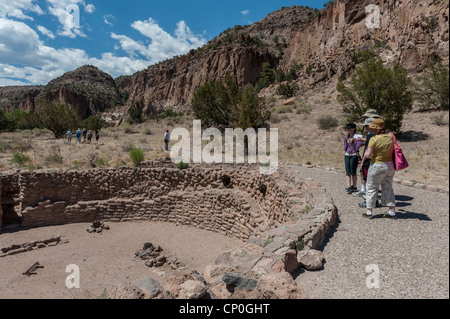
xmin=317 ymin=115 xmax=339 ymax=130
xmin=175 ymin=159 xmax=189 ymax=170
xmin=276 ymin=82 xmax=299 ymax=98
xmin=129 ymin=148 xmax=145 ymax=166
xmin=45 ymin=147 xmax=63 ymax=165
xmin=121 ymin=141 xmax=136 ymax=152
xmin=415 ymin=60 xmax=449 ymax=111
xmin=337 ymin=58 xmax=414 ymax=134
xmin=11 ymin=153 xmax=30 ymax=166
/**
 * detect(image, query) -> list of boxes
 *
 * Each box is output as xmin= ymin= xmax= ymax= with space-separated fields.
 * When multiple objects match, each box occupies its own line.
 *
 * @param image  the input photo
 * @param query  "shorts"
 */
xmin=345 ymin=155 xmax=359 ymax=176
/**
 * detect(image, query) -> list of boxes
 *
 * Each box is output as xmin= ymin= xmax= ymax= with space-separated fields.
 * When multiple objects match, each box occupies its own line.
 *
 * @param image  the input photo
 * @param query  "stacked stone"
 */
xmin=0 ymin=236 xmax=65 ymax=257
xmin=134 ymin=243 xmax=166 ymax=268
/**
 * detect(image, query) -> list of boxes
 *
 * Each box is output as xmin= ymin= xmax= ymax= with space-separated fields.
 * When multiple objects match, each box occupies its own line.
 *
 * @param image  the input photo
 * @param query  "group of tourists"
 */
xmin=66 ymin=128 xmax=100 ymax=145
xmin=343 ymin=109 xmax=398 ymax=220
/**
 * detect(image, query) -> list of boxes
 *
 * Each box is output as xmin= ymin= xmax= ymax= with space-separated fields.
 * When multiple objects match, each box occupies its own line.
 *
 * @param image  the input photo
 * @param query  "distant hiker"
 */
xmin=344 ymin=123 xmax=364 ymax=194
xmin=95 ymin=130 xmax=100 ymax=144
xmin=164 ymin=130 xmax=170 ymax=151
xmin=82 ymin=128 xmax=87 ymax=143
xmin=76 ymin=129 xmax=82 ymax=144
xmin=87 ymin=130 xmax=93 ymax=144
xmin=67 ymin=130 xmax=73 ymax=144
xmin=362 ymin=119 xmax=397 ymax=220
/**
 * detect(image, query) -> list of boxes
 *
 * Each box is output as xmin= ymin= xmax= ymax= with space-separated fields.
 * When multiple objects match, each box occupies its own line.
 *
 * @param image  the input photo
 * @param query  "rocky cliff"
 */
xmin=0 ymin=65 xmax=121 ymax=119
xmin=0 ymin=1 xmax=448 ymax=118
xmin=281 ymin=0 xmax=449 ymax=87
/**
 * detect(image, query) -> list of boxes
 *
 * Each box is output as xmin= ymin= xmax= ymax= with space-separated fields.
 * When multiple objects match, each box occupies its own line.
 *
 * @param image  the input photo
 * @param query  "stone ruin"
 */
xmin=0 ymin=158 xmax=337 ymax=299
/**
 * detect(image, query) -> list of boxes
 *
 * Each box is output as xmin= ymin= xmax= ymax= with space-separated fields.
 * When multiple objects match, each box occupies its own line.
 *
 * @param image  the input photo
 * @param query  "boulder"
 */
xmin=109 ymin=284 xmax=145 ymax=299
xmin=178 ymin=280 xmax=207 ymax=299
xmin=297 ymin=249 xmax=324 ymax=270
xmin=252 ymin=272 xmax=307 ymax=299
xmin=137 ymin=278 xmax=163 ymax=299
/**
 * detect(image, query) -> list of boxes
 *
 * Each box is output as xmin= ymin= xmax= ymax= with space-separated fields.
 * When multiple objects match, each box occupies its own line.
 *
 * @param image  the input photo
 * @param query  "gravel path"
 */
xmin=290 ymin=165 xmax=449 ymax=299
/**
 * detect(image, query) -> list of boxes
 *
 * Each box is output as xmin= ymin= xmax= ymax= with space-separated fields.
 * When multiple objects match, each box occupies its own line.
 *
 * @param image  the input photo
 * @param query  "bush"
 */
xmin=415 ymin=60 xmax=449 ymax=111
xmin=431 ymin=113 xmax=448 ymax=126
xmin=45 ymin=146 xmax=63 ymax=165
xmin=121 ymin=141 xmax=136 ymax=152
xmin=317 ymin=115 xmax=339 ymax=130
xmin=276 ymin=82 xmax=299 ymax=98
xmin=82 ymin=115 xmax=108 ymax=131
xmin=337 ymin=58 xmax=414 ymax=134
xmin=34 ymin=101 xmax=81 ymax=138
xmin=129 ymin=148 xmax=145 ymax=166
xmin=11 ymin=153 xmax=30 ymax=166
xmin=192 ymin=74 xmax=270 ymax=130
xmin=175 ymin=159 xmax=189 ymax=170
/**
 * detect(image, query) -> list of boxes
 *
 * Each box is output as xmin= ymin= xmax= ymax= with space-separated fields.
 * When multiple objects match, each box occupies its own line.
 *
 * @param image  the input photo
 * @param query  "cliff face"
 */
xmin=281 ymin=0 xmax=449 ymax=86
xmin=0 ymin=1 xmax=448 ymax=118
xmin=124 ymin=5 xmax=316 ymax=114
xmin=0 ymin=65 xmax=121 ymax=119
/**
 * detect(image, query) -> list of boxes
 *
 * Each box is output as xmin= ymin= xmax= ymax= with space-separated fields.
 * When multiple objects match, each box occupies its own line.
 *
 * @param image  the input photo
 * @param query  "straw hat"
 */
xmin=369 ymin=118 xmax=385 ymax=130
xmin=363 ymin=109 xmax=381 ymax=119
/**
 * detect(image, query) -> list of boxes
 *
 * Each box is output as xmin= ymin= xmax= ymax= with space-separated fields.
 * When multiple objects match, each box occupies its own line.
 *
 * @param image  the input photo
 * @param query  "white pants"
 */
xmin=366 ymin=161 xmax=396 ymax=209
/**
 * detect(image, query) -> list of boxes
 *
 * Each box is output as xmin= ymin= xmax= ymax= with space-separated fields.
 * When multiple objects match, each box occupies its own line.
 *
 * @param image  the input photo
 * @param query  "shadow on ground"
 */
xmin=397 ymin=131 xmax=431 ymax=142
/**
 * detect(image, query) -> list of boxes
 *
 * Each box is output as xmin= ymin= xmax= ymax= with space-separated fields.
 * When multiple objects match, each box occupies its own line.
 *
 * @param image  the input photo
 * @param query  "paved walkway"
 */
xmin=290 ymin=165 xmax=449 ymax=299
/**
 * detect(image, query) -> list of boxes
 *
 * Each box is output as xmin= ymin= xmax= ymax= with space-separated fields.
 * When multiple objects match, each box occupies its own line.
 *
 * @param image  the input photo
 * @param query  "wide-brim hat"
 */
xmin=363 ymin=109 xmax=381 ymax=118
xmin=363 ymin=118 xmax=375 ymax=127
xmin=369 ymin=118 xmax=385 ymax=130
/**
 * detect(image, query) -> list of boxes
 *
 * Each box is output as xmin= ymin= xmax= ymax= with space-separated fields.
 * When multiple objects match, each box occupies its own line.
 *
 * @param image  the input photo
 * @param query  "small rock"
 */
xmin=109 ymin=284 xmax=145 ymax=299
xmin=178 ymin=280 xmax=207 ymax=299
xmin=297 ymin=249 xmax=324 ymax=270
xmin=137 ymin=278 xmax=163 ymax=299
xmin=92 ymin=221 xmax=102 ymax=229
xmin=87 ymin=227 xmax=95 ymax=233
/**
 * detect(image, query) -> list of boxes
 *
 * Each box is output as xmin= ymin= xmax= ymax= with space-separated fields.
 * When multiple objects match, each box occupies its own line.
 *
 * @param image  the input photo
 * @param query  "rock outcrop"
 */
xmin=0 ymin=65 xmax=122 ymax=119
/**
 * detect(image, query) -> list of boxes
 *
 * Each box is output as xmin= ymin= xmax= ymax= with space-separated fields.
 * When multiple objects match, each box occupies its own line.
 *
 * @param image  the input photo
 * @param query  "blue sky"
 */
xmin=0 ymin=0 xmax=328 ymax=86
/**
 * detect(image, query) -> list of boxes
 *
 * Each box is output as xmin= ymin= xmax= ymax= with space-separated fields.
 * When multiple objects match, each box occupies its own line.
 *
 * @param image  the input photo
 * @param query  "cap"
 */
xmin=363 ymin=118 xmax=375 ymax=127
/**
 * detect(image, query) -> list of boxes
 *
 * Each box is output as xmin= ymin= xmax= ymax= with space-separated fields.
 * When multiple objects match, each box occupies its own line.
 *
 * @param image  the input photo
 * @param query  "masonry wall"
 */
xmin=4 ymin=160 xmax=311 ymax=240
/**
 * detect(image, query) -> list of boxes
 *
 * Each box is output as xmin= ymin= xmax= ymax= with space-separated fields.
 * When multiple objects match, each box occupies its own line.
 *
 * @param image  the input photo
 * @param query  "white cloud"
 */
xmin=37 ymin=25 xmax=55 ymax=39
xmin=0 ymin=18 xmax=148 ymax=86
xmin=0 ymin=0 xmax=44 ymax=20
xmin=0 ymin=78 xmax=29 ymax=86
xmin=103 ymin=14 xmax=116 ymax=26
xmin=241 ymin=10 xmax=250 ymax=16
xmin=45 ymin=0 xmax=95 ymax=38
xmin=113 ymin=17 xmax=206 ymax=64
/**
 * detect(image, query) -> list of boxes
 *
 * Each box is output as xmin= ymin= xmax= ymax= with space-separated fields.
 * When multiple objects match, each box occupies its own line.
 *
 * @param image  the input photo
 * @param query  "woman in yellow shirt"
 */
xmin=362 ymin=119 xmax=397 ymax=219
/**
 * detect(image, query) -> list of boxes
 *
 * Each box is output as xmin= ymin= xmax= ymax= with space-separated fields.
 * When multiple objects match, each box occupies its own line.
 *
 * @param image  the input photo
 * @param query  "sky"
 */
xmin=0 ymin=0 xmax=328 ymax=87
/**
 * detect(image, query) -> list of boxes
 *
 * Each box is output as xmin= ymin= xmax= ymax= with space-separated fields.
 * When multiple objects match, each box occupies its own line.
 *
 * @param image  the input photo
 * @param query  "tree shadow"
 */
xmin=395 ymin=195 xmax=414 ymax=202
xmin=397 ymin=131 xmax=431 ymax=142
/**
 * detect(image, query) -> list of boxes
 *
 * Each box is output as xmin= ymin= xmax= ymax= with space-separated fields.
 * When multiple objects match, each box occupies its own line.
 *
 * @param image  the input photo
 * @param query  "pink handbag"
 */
xmin=390 ymin=133 xmax=409 ymax=171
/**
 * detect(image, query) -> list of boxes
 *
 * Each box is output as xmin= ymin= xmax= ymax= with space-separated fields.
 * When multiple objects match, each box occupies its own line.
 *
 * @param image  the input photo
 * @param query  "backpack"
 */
xmin=389 ymin=133 xmax=409 ymax=171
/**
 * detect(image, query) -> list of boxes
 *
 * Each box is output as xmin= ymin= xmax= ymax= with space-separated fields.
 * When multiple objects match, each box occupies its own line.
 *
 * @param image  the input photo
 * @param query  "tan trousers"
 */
xmin=366 ymin=161 xmax=396 ymax=209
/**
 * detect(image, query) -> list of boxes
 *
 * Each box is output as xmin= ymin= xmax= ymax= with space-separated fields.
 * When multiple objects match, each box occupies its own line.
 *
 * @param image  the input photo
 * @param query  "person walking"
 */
xmin=87 ymin=130 xmax=93 ymax=144
xmin=66 ymin=130 xmax=73 ymax=144
xmin=75 ymin=129 xmax=82 ymax=144
xmin=362 ymin=118 xmax=397 ymax=220
xmin=164 ymin=130 xmax=170 ymax=151
xmin=95 ymin=130 xmax=100 ymax=144
xmin=344 ymin=123 xmax=365 ymax=194
xmin=82 ymin=128 xmax=87 ymax=143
